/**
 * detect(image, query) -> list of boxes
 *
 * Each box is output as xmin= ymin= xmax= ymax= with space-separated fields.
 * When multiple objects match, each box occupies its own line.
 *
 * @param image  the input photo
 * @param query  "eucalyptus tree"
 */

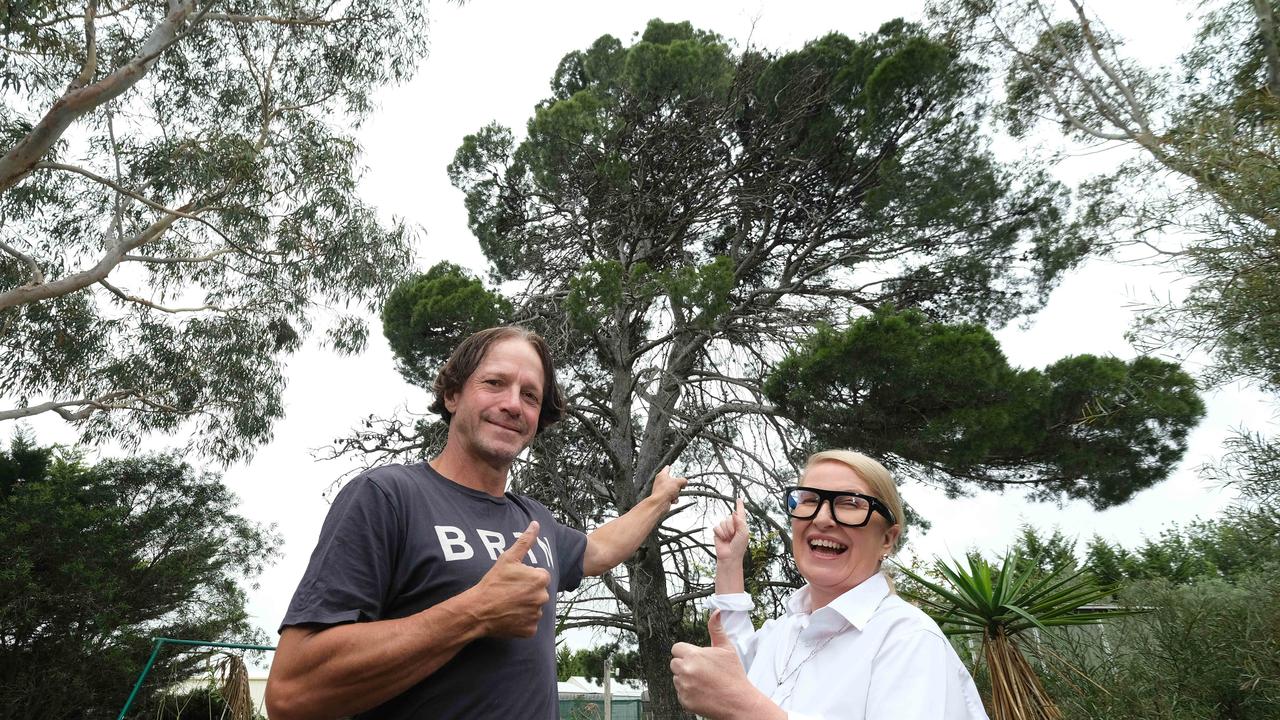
xmin=936 ymin=0 xmax=1280 ymax=483
xmin=0 ymin=0 xmax=431 ymax=462
xmin=369 ymin=19 xmax=1204 ymax=716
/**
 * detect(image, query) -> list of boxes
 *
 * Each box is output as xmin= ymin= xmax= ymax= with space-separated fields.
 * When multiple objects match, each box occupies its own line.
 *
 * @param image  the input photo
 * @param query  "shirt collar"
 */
xmin=785 ymin=572 xmax=891 ymax=631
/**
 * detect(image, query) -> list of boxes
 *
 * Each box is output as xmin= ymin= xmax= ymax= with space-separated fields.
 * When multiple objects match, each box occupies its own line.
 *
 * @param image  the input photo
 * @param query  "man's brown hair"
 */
xmin=429 ymin=326 xmax=565 ymax=433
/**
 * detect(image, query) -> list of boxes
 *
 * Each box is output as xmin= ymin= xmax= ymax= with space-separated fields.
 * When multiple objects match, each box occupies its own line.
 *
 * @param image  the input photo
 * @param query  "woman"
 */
xmin=670 ymin=450 xmax=988 ymax=719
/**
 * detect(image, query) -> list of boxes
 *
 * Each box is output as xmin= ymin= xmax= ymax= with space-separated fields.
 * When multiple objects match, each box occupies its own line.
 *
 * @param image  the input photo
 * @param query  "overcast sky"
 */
xmin=14 ymin=0 xmax=1277 ymax=662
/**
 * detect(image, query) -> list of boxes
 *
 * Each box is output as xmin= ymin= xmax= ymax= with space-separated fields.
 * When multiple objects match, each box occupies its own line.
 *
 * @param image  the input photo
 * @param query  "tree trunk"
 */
xmin=1254 ymin=0 xmax=1280 ymax=96
xmin=628 ymin=539 xmax=693 ymax=720
xmin=983 ymin=627 xmax=1061 ymax=720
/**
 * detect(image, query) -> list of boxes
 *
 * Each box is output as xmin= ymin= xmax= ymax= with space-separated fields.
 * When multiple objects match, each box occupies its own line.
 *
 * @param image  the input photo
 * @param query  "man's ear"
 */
xmin=443 ymin=390 xmax=458 ymax=414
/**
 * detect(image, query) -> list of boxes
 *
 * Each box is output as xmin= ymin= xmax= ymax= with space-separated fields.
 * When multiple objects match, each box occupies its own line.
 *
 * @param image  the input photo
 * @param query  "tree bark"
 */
xmin=1255 ymin=0 xmax=1280 ymax=96
xmin=627 ymin=538 xmax=693 ymax=720
xmin=0 ymin=211 xmax=183 ymax=310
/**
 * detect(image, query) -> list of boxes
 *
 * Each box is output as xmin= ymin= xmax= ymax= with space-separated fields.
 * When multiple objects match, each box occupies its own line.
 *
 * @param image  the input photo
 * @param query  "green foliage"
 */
xmin=765 ymin=307 xmax=1205 ymax=507
xmin=447 ymin=18 xmax=1092 ymax=323
xmin=900 ymin=551 xmax=1132 ymax=720
xmin=556 ymin=645 xmax=643 ymax=684
xmin=982 ymin=514 xmax=1280 ymax=717
xmin=657 ymin=256 xmax=734 ymax=331
xmin=1 ymin=0 xmax=427 ymax=463
xmin=381 ymin=262 xmax=513 ymax=386
xmin=1203 ymin=430 xmax=1280 ymax=506
xmin=1038 ymin=571 xmax=1280 ymax=719
xmin=942 ymin=0 xmax=1280 ymax=492
xmin=0 ymin=434 xmax=279 ymax=719
xmin=1008 ymin=524 xmax=1078 ymax=576
xmin=565 ymin=260 xmax=637 ymax=334
xmin=1083 ymin=505 xmax=1280 ymax=587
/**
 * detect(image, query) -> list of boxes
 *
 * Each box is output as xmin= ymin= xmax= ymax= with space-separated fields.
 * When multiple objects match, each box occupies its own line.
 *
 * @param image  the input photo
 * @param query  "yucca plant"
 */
xmin=214 ymin=654 xmax=255 ymax=720
xmin=897 ymin=553 xmax=1138 ymax=720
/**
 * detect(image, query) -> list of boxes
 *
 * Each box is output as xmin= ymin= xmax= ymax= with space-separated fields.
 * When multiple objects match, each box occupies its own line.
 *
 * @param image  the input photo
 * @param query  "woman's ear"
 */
xmin=882 ymin=523 xmax=901 ymax=556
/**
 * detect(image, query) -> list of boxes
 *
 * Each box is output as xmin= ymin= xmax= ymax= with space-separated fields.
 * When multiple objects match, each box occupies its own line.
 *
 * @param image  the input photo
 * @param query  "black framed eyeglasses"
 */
xmin=782 ymin=486 xmax=896 ymax=527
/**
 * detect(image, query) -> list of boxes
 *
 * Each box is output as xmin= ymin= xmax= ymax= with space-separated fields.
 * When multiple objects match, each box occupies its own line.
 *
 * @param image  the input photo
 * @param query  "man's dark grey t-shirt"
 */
xmin=280 ymin=462 xmax=587 ymax=719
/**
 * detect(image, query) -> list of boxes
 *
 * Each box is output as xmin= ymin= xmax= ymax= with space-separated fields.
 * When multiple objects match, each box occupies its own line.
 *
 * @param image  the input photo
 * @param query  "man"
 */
xmin=266 ymin=326 xmax=686 ymax=720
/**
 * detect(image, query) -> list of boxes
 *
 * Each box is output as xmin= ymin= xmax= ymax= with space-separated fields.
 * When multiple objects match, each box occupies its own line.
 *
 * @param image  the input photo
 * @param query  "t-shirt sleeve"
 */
xmin=552 ymin=518 xmax=588 ymax=593
xmin=279 ymin=476 xmax=401 ymax=632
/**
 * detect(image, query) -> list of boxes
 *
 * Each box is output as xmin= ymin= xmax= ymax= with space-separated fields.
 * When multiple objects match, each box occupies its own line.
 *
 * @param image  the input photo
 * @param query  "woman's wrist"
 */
xmin=714 ymin=567 xmax=745 ymax=595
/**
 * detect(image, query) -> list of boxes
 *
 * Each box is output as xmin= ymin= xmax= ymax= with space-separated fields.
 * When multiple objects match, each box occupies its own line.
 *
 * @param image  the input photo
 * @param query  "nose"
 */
xmin=496 ymin=386 xmax=523 ymax=415
xmin=812 ymin=498 xmax=837 ymax=527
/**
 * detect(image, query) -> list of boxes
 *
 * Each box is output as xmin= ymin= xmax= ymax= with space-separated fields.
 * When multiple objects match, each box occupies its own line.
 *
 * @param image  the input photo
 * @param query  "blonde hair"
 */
xmin=803 ymin=449 xmax=905 ymax=590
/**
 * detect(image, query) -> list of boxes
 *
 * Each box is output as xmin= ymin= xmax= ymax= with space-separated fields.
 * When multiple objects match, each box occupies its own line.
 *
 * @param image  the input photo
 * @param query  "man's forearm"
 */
xmin=583 ymin=494 xmax=667 ymax=576
xmin=266 ymin=589 xmax=487 ymax=720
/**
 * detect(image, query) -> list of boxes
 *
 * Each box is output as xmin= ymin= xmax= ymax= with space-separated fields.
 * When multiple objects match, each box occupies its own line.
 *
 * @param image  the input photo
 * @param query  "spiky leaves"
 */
xmin=899 ymin=553 xmax=1138 ymax=720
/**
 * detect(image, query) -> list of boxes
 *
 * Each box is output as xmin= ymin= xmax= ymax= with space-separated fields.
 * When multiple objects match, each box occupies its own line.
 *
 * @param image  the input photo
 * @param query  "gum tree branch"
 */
xmin=0 ymin=239 xmax=45 ymax=285
xmin=0 ymin=210 xmax=186 ymax=310
xmin=69 ymin=0 xmax=98 ymax=91
xmin=0 ymin=389 xmax=141 ymax=421
xmin=35 ymin=162 xmax=201 ymax=219
xmin=0 ymin=0 xmax=198 ymax=193
xmin=97 ymin=277 xmax=231 ymax=313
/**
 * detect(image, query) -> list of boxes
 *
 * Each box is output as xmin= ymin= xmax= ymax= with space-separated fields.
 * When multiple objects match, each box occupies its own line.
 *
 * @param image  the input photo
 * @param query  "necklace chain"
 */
xmin=773 ymin=628 xmax=837 ymax=707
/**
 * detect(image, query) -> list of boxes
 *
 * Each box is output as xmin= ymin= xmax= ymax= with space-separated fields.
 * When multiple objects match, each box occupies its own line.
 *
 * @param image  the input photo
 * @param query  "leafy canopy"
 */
xmin=765 ymin=307 xmax=1205 ymax=508
xmin=936 ymin=0 xmax=1280 ymax=491
xmin=0 ymin=0 xmax=429 ymax=462
xmin=0 ymin=432 xmax=280 ymax=719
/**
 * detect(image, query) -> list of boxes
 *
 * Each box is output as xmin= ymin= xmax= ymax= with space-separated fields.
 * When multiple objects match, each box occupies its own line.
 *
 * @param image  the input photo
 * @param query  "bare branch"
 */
xmin=1011 ymin=54 xmax=1134 ymax=141
xmin=0 ymin=389 xmax=140 ymax=422
xmin=598 ymin=572 xmax=634 ymax=608
xmin=27 ymin=0 xmax=147 ymax=29
xmin=68 ymin=0 xmax=98 ymax=91
xmin=1063 ymin=0 xmax=1154 ymax=138
xmin=106 ymin=107 xmax=126 ymax=244
xmin=205 ymin=11 xmax=379 ymax=27
xmin=0 ymin=210 xmax=185 ymax=310
xmin=35 ymin=162 xmax=201 ymax=219
xmin=122 ymin=248 xmax=238 ymax=264
xmin=97 ymin=277 xmax=232 ymax=313
xmin=0 ymin=239 xmax=45 ymax=285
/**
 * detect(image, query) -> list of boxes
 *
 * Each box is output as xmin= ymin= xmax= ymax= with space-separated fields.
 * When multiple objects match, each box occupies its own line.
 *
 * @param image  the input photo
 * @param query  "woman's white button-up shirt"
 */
xmin=706 ymin=572 xmax=989 ymax=720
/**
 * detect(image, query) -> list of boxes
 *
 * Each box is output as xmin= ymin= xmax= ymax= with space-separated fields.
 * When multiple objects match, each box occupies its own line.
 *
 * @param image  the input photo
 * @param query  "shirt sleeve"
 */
xmin=552 ymin=518 xmax=588 ymax=593
xmin=865 ymin=628 xmax=966 ymax=720
xmin=279 ymin=477 xmax=401 ymax=632
xmin=705 ymin=593 xmax=763 ymax=668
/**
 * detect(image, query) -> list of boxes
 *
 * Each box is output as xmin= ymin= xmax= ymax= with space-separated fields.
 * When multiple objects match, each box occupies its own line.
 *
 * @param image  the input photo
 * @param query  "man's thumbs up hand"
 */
xmin=474 ymin=521 xmax=551 ymax=638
